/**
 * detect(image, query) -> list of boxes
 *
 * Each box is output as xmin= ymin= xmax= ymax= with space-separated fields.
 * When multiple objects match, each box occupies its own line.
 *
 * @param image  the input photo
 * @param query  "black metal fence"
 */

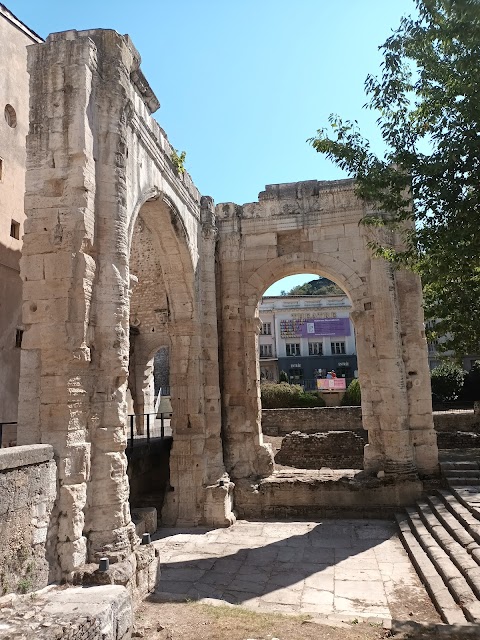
xmin=127 ymin=412 xmax=171 ymax=449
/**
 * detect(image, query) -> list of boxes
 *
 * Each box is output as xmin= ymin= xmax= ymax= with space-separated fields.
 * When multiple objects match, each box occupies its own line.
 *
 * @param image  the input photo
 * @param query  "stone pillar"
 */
xmin=216 ymin=204 xmax=274 ymax=480
xmin=396 ymin=269 xmax=438 ymax=476
xmin=161 ymin=197 xmax=234 ymax=526
xmin=355 ymin=254 xmax=427 ymax=477
xmin=17 ymin=33 xmax=99 ymax=576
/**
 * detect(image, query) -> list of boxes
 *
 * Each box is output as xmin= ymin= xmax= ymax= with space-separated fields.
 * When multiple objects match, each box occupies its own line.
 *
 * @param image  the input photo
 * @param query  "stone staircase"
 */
xmin=396 ymin=453 xmax=480 ymax=624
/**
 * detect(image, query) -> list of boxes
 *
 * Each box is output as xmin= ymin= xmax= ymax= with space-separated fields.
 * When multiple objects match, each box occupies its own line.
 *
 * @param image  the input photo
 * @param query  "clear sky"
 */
xmin=7 ymin=0 xmax=417 ymax=294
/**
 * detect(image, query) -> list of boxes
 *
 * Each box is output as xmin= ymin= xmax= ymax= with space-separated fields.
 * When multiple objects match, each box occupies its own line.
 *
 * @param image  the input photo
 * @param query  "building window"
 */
xmin=10 ymin=220 xmax=20 ymax=240
xmin=286 ymin=343 xmax=301 ymax=357
xmin=4 ymin=104 xmax=17 ymax=128
xmin=260 ymin=344 xmax=273 ymax=358
xmin=308 ymin=342 xmax=323 ymax=356
xmin=15 ymin=329 xmax=23 ymax=348
xmin=331 ymin=341 xmax=346 ymax=355
xmin=260 ymin=322 xmax=272 ymax=335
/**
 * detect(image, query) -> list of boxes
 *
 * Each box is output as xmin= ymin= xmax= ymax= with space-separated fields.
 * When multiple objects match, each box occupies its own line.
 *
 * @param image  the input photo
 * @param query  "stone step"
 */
xmin=436 ymin=491 xmax=480 ymax=548
xmin=416 ymin=501 xmax=480 ymax=599
xmin=443 ymin=470 xmax=480 ymax=479
xmin=403 ymin=508 xmax=480 ymax=622
xmin=441 ymin=461 xmax=480 ymax=472
xmin=405 ymin=507 xmax=478 ymax=615
xmin=448 ymin=478 xmax=480 ymax=487
xmin=396 ymin=513 xmax=468 ymax=624
xmin=451 ymin=486 xmax=480 ymax=520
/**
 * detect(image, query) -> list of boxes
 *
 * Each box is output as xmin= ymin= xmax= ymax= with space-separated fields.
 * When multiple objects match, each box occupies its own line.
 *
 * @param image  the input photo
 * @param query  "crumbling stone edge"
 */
xmin=391 ymin=619 xmax=480 ymax=639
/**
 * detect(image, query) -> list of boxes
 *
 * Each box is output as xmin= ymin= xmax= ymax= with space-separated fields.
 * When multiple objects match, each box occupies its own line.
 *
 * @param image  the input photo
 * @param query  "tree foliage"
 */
xmin=340 ymin=378 xmax=362 ymax=406
xmin=260 ymin=382 xmax=326 ymax=409
xmin=310 ymin=0 xmax=480 ymax=355
xmin=286 ymin=277 xmax=343 ymax=296
xmin=430 ymin=361 xmax=466 ymax=402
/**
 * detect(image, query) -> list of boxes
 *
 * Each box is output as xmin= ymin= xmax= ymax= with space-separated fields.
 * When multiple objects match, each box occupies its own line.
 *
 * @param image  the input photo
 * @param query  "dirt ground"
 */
xmin=134 ymin=601 xmax=391 ymax=640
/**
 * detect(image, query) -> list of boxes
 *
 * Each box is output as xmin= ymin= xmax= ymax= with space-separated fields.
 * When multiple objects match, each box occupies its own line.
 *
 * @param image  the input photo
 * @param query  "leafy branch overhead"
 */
xmin=309 ymin=0 xmax=480 ymax=356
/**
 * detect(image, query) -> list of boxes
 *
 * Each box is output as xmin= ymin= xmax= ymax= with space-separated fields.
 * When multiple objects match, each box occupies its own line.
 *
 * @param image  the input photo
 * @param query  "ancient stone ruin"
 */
xmin=10 ymin=27 xmax=440 ymax=584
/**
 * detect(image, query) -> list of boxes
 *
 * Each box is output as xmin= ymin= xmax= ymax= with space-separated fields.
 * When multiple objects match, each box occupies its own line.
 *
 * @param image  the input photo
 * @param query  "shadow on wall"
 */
xmin=127 ymin=437 xmax=172 ymax=520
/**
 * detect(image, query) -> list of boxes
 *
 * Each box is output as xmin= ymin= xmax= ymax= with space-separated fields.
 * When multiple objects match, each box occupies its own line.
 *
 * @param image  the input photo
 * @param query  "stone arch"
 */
xmin=245 ymin=252 xmax=364 ymax=311
xmin=17 ymin=29 xmax=233 ymax=582
xmin=216 ymin=179 xmax=438 ymax=501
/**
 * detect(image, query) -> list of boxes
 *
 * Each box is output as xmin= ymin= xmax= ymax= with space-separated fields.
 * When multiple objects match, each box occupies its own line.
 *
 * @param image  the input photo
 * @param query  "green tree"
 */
xmin=287 ymin=277 xmax=343 ymax=296
xmin=310 ymin=0 xmax=480 ymax=355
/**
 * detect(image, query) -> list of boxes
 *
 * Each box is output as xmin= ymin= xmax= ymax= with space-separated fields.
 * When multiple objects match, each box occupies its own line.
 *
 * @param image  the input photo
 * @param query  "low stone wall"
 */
xmin=262 ymin=406 xmax=362 ymax=436
xmin=0 ymin=585 xmax=132 ymax=640
xmin=433 ymin=410 xmax=480 ymax=432
xmin=437 ymin=431 xmax=480 ymax=449
xmin=262 ymin=407 xmax=480 ymax=437
xmin=235 ymin=474 xmax=424 ymax=519
xmin=0 ymin=445 xmax=57 ymax=595
xmin=275 ymin=431 xmax=366 ymax=469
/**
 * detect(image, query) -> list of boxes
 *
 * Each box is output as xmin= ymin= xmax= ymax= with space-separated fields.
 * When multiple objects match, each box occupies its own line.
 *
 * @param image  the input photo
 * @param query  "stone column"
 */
xmin=396 ymin=268 xmax=439 ymax=476
xmin=161 ymin=198 xmax=234 ymax=526
xmin=356 ymin=255 xmax=417 ymax=476
xmin=17 ymin=34 xmax=98 ymax=577
xmin=216 ymin=205 xmax=274 ymax=480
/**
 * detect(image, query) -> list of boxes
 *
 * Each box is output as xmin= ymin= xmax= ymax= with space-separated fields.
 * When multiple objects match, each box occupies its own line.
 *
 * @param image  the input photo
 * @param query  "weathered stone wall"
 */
xmin=235 ymin=474 xmax=424 ymax=519
xmin=275 ymin=430 xmax=366 ymax=469
xmin=262 ymin=406 xmax=363 ymax=436
xmin=0 ymin=445 xmax=56 ymax=595
xmin=433 ymin=410 xmax=480 ymax=432
xmin=262 ymin=407 xmax=480 ymax=437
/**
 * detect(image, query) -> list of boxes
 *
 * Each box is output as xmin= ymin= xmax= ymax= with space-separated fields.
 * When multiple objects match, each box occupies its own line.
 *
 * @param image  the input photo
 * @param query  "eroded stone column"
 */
xmin=17 ymin=34 xmax=98 ymax=577
xmin=216 ymin=204 xmax=274 ymax=480
xmin=355 ymin=254 xmax=419 ymax=477
xmin=162 ymin=197 xmax=234 ymax=526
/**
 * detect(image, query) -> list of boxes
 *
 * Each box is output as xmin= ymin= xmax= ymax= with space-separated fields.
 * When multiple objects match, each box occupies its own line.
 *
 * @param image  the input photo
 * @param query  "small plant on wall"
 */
xmin=170 ymin=148 xmax=187 ymax=174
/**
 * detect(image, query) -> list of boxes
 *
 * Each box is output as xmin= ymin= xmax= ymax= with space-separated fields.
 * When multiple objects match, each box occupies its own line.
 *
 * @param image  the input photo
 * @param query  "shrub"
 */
xmin=260 ymin=382 xmax=326 ymax=409
xmin=340 ymin=378 xmax=361 ymax=406
xmin=431 ymin=362 xmax=466 ymax=403
xmin=279 ymin=370 xmax=289 ymax=383
xmin=460 ymin=361 xmax=480 ymax=402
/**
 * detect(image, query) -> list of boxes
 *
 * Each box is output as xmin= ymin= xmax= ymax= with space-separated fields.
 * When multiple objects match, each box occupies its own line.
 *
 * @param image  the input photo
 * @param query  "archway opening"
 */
xmin=125 ymin=194 xmax=194 ymax=521
xmin=257 ymin=272 xmax=364 ymax=475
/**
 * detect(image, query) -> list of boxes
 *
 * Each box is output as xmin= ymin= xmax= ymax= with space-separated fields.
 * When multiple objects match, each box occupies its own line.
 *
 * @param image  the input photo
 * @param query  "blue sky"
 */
xmin=8 ymin=0 xmax=417 ymax=294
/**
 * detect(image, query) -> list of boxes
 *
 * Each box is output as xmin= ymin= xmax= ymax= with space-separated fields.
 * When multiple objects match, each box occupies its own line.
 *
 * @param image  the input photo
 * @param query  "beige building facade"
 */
xmin=0 ymin=6 xmax=42 ymax=426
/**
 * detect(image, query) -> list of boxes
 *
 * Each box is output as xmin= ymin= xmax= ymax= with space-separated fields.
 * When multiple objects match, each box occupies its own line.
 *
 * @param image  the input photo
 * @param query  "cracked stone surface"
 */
xmin=153 ymin=520 xmax=440 ymax=624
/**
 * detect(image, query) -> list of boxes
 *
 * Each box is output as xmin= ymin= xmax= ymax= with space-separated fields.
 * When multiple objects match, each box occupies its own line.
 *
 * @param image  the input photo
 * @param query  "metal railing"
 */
xmin=127 ymin=412 xmax=171 ymax=449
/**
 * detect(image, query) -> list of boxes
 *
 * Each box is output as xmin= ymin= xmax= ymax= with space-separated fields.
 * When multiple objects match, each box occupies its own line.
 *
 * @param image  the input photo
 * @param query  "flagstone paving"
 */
xmin=153 ymin=520 xmax=440 ymax=625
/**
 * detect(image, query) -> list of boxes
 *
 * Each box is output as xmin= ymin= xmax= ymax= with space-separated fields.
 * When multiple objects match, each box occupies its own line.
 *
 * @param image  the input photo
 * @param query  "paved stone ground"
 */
xmin=153 ymin=520 xmax=439 ymax=625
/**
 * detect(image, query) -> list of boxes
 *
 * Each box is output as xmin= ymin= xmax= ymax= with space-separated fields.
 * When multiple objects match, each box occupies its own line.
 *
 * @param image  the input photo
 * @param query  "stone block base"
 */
xmin=0 ymin=585 xmax=132 ymax=640
xmin=162 ymin=478 xmax=236 ymax=527
xmin=131 ymin=507 xmax=157 ymax=535
xmin=235 ymin=471 xmax=424 ymax=519
xmin=74 ymin=544 xmax=159 ymax=606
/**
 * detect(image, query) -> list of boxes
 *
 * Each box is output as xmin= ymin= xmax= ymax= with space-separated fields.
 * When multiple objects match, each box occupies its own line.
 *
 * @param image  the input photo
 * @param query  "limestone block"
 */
xmin=57 ymin=536 xmax=87 ymax=573
xmin=58 ymin=484 xmax=86 ymax=542
xmin=131 ymin=507 xmax=157 ymax=534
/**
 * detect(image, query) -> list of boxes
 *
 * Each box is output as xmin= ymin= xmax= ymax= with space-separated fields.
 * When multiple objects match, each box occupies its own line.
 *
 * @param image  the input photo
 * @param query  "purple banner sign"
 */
xmin=300 ymin=317 xmax=351 ymax=337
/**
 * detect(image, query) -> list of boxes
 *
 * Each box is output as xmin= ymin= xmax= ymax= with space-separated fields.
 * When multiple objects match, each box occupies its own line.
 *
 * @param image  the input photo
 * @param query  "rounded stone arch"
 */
xmin=128 ymin=186 xmax=197 ymax=323
xmin=244 ymin=251 xmax=366 ymax=313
